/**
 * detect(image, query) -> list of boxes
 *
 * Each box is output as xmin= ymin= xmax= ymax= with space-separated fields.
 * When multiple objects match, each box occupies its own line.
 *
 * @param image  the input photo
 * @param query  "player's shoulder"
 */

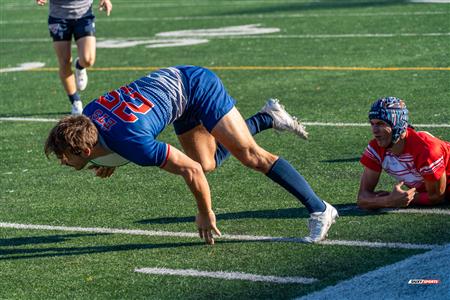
xmin=406 ymin=128 xmax=446 ymax=157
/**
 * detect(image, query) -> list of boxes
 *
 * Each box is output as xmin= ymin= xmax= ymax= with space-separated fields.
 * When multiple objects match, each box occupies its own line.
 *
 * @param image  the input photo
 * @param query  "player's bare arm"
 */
xmin=357 ymin=168 xmax=415 ymax=209
xmin=412 ymin=174 xmax=447 ymax=205
xmin=161 ymin=145 xmax=221 ymax=245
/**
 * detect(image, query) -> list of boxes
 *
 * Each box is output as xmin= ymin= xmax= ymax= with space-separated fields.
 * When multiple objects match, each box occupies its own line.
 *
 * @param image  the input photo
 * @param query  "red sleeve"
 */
xmin=360 ymin=140 xmax=383 ymax=172
xmin=416 ymin=145 xmax=446 ymax=182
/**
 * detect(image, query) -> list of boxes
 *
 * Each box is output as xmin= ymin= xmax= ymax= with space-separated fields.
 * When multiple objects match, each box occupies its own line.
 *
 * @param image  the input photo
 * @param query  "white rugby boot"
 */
xmin=305 ymin=201 xmax=338 ymax=243
xmin=259 ymin=98 xmax=308 ymax=139
xmin=74 ymin=58 xmax=88 ymax=91
xmin=71 ymin=100 xmax=83 ymax=115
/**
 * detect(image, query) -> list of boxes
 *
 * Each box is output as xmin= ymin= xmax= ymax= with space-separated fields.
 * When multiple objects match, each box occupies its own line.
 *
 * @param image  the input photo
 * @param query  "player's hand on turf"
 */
xmin=99 ymin=0 xmax=112 ymax=16
xmin=196 ymin=211 xmax=221 ymax=245
xmin=88 ymin=165 xmax=116 ymax=178
xmin=36 ymin=0 xmax=47 ymax=6
xmin=390 ymin=181 xmax=416 ymax=207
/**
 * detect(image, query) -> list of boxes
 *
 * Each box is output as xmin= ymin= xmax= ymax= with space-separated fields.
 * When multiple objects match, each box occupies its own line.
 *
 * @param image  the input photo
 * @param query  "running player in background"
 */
xmin=358 ymin=97 xmax=450 ymax=209
xmin=36 ymin=0 xmax=112 ymax=115
xmin=44 ymin=65 xmax=338 ymax=245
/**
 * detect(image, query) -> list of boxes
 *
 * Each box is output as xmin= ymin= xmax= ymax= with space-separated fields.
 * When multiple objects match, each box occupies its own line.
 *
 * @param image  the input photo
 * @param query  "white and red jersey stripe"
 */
xmin=361 ymin=128 xmax=450 ymax=192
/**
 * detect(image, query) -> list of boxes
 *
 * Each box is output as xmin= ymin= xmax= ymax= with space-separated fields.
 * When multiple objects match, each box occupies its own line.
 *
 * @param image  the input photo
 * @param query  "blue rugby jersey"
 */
xmin=83 ymin=66 xmax=194 ymax=167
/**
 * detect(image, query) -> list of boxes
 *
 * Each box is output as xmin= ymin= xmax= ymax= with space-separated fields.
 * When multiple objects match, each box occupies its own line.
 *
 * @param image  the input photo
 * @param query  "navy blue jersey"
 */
xmin=83 ymin=66 xmax=235 ymax=167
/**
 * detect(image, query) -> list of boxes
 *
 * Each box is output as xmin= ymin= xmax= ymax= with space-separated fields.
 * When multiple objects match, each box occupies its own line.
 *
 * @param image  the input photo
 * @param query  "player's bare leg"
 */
xmin=53 ymin=41 xmax=82 ymax=114
xmin=53 ymin=41 xmax=76 ymax=95
xmin=177 ymin=124 xmax=217 ymax=172
xmin=211 ymin=107 xmax=277 ymax=173
xmin=74 ymin=36 xmax=95 ymax=91
xmin=212 ymin=107 xmax=338 ymax=242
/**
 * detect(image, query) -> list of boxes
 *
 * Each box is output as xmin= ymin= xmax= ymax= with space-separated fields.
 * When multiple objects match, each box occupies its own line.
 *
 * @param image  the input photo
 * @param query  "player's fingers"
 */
xmin=104 ymin=167 xmax=115 ymax=177
xmin=211 ymin=225 xmax=221 ymax=237
xmin=198 ymin=228 xmax=203 ymax=239
xmin=395 ymin=181 xmax=404 ymax=190
xmin=204 ymin=230 xmax=214 ymax=245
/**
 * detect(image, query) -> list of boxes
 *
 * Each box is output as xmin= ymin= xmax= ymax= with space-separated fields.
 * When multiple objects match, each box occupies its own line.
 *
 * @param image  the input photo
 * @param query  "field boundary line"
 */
xmin=1 ymin=117 xmax=449 ymax=128
xmin=134 ymin=267 xmax=318 ymax=284
xmin=0 ymin=222 xmax=438 ymax=250
xmin=340 ymin=205 xmax=450 ymax=215
xmin=2 ymin=32 xmax=450 ymax=41
xmin=1 ymin=10 xmax=448 ymax=21
xmin=8 ymin=66 xmax=450 ymax=72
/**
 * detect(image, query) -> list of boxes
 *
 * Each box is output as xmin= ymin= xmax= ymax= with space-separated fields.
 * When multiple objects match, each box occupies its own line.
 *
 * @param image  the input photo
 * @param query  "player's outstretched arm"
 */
xmin=161 ymin=146 xmax=221 ymax=245
xmin=357 ymin=168 xmax=415 ymax=209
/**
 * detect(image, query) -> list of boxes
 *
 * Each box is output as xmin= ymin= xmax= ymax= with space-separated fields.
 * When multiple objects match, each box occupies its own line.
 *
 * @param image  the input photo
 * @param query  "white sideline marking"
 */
xmin=0 ymin=117 xmax=58 ymax=122
xmin=0 ymin=10 xmax=447 ymax=22
xmin=1 ymin=32 xmax=449 ymax=42
xmin=0 ymin=62 xmax=45 ymax=73
xmin=386 ymin=208 xmax=450 ymax=215
xmin=1 ymin=117 xmax=449 ymax=128
xmin=410 ymin=0 xmax=450 ymax=2
xmin=0 ymin=222 xmax=438 ymax=250
xmin=134 ymin=267 xmax=317 ymax=284
xmin=295 ymin=243 xmax=450 ymax=300
xmin=340 ymin=205 xmax=450 ymax=216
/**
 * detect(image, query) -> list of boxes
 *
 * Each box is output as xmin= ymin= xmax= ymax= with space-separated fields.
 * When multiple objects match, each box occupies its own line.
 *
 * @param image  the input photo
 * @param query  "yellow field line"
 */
xmin=29 ymin=66 xmax=450 ymax=72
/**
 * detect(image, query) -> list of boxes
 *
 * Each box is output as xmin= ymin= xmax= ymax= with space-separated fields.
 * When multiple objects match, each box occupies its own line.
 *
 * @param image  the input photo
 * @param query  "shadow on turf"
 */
xmin=0 ymin=238 xmax=249 ymax=261
xmin=0 ymin=233 xmax=101 ymax=247
xmin=218 ymin=0 xmax=409 ymax=15
xmin=320 ymin=157 xmax=360 ymax=163
xmin=136 ymin=203 xmax=393 ymax=225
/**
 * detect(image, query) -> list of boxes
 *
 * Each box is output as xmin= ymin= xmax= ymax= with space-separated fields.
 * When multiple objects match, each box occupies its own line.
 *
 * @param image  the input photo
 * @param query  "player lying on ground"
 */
xmin=45 ymin=65 xmax=338 ymax=245
xmin=358 ymin=97 xmax=450 ymax=209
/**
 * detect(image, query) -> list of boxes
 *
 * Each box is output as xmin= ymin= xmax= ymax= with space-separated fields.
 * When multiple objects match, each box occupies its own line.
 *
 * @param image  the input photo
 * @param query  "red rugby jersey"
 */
xmin=360 ymin=128 xmax=450 ymax=192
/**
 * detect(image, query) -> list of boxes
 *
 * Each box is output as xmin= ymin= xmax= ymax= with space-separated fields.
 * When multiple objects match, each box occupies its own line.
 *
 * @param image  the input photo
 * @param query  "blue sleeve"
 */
xmin=107 ymin=138 xmax=169 ymax=167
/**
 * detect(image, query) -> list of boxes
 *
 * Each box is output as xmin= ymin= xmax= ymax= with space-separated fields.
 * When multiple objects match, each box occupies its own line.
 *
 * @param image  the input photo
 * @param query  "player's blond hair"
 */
xmin=45 ymin=115 xmax=98 ymax=158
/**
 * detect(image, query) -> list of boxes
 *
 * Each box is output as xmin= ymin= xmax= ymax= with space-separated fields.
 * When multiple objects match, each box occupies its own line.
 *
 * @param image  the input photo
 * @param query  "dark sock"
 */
xmin=266 ymin=157 xmax=326 ymax=214
xmin=68 ymin=92 xmax=80 ymax=104
xmin=214 ymin=112 xmax=273 ymax=168
xmin=75 ymin=60 xmax=84 ymax=70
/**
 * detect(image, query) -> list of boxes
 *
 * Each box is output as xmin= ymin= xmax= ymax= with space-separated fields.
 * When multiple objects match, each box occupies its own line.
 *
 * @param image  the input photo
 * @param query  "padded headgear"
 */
xmin=368 ymin=97 xmax=408 ymax=144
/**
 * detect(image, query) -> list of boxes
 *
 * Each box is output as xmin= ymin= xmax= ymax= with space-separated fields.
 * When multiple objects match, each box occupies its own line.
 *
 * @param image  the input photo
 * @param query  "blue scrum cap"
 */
xmin=369 ymin=96 xmax=409 ymax=144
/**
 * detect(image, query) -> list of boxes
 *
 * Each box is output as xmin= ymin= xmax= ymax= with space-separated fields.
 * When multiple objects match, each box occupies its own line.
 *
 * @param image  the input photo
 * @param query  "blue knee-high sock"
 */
xmin=215 ymin=112 xmax=273 ymax=168
xmin=68 ymin=92 xmax=80 ymax=104
xmin=266 ymin=157 xmax=326 ymax=214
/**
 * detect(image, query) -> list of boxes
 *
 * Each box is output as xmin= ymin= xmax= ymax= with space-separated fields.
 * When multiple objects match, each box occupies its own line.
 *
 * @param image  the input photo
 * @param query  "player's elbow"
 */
xmin=357 ymin=192 xmax=368 ymax=209
xmin=428 ymin=192 xmax=446 ymax=205
xmin=181 ymin=162 xmax=204 ymax=182
xmin=357 ymin=197 xmax=370 ymax=210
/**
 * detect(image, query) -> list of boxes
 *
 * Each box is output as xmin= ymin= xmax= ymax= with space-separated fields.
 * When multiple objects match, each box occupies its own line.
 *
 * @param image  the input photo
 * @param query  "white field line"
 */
xmin=0 ymin=8 xmax=448 ymax=18
xmin=1 ymin=32 xmax=449 ymax=42
xmin=7 ymin=0 xmax=450 ymax=9
xmin=0 ymin=117 xmax=59 ymax=122
xmin=1 ymin=117 xmax=449 ymax=128
xmin=0 ymin=222 xmax=438 ymax=250
xmin=340 ymin=205 xmax=450 ymax=216
xmin=134 ymin=267 xmax=318 ymax=284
